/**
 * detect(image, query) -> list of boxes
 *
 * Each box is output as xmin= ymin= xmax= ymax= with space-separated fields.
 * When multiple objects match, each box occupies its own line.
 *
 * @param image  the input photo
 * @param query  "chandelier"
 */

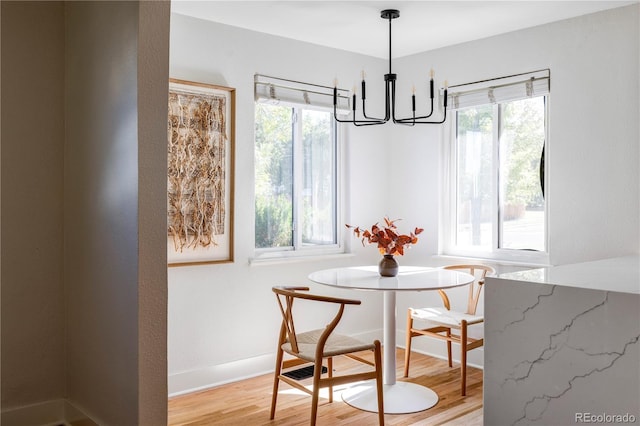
xmin=333 ymin=9 xmax=448 ymax=126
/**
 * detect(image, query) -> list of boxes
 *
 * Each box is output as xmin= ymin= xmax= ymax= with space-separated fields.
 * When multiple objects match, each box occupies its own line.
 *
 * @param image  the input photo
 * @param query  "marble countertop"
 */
xmin=493 ymin=255 xmax=640 ymax=295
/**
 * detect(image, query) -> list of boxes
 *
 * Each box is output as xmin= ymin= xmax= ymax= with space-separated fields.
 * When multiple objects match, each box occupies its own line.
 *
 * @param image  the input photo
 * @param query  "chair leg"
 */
xmin=446 ymin=328 xmax=453 ymax=368
xmin=270 ymin=347 xmax=284 ymax=420
xmin=310 ymin=362 xmax=323 ymax=426
xmin=403 ymin=310 xmax=413 ymax=377
xmin=327 ymin=357 xmax=334 ymax=403
xmin=373 ymin=340 xmax=385 ymax=425
xmin=460 ymin=321 xmax=467 ymax=396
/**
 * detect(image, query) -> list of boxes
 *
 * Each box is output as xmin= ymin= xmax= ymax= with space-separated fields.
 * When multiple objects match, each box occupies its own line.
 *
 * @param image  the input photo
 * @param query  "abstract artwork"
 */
xmin=167 ymin=79 xmax=235 ymax=265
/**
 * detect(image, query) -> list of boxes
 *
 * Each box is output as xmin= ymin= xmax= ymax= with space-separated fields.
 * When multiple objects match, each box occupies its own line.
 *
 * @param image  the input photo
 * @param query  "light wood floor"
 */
xmin=168 ymin=348 xmax=483 ymax=426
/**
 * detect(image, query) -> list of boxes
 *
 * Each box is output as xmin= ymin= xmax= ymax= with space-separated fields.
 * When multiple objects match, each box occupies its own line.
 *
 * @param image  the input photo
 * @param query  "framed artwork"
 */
xmin=167 ymin=79 xmax=235 ymax=266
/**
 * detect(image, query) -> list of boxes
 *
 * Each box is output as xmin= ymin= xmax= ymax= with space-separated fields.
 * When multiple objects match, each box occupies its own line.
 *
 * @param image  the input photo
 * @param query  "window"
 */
xmin=444 ymin=71 xmax=549 ymax=263
xmin=254 ymin=103 xmax=339 ymax=256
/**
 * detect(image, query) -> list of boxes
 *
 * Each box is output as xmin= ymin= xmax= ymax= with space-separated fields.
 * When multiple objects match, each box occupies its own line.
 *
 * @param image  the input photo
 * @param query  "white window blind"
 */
xmin=254 ymin=74 xmax=351 ymax=114
xmin=447 ymin=69 xmax=550 ymax=110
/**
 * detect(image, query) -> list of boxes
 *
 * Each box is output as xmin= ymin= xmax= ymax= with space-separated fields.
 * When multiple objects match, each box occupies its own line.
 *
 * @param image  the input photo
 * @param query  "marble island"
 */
xmin=483 ymin=256 xmax=639 ymax=425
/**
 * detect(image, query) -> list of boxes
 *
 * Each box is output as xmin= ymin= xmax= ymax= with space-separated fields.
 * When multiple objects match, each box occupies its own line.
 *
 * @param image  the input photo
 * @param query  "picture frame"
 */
xmin=167 ymin=78 xmax=235 ymax=266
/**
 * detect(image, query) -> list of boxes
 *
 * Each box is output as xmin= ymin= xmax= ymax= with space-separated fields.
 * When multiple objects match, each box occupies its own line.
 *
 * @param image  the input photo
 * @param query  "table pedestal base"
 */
xmin=341 ymin=380 xmax=439 ymax=414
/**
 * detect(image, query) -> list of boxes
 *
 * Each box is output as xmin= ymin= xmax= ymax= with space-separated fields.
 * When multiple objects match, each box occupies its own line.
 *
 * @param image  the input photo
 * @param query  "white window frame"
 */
xmin=253 ymin=103 xmax=345 ymax=262
xmin=441 ymin=86 xmax=550 ymax=266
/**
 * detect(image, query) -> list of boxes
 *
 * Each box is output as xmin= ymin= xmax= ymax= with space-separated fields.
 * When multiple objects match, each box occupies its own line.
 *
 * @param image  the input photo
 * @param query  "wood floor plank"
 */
xmin=169 ymin=348 xmax=483 ymax=425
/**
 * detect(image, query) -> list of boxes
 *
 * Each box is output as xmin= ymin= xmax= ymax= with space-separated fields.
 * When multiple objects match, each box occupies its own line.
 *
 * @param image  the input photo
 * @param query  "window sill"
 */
xmin=435 ymin=253 xmax=550 ymax=269
xmin=249 ymin=251 xmax=354 ymax=267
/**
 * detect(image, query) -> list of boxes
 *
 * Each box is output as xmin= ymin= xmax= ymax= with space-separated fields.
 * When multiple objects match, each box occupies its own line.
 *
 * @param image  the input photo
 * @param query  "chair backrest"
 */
xmin=441 ymin=264 xmax=496 ymax=315
xmin=272 ymin=286 xmax=361 ymax=355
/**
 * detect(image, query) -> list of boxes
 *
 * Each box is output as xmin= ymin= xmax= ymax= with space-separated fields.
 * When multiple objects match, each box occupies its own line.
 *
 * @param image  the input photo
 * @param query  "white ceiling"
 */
xmin=171 ymin=1 xmax=637 ymax=58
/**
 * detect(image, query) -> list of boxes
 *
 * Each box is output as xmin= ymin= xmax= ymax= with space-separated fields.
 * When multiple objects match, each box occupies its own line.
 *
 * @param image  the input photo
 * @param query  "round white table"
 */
xmin=308 ymin=265 xmax=474 ymax=414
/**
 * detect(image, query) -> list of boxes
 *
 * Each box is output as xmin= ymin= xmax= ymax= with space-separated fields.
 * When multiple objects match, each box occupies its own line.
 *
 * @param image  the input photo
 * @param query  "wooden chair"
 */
xmin=271 ymin=286 xmax=384 ymax=425
xmin=403 ymin=264 xmax=496 ymax=396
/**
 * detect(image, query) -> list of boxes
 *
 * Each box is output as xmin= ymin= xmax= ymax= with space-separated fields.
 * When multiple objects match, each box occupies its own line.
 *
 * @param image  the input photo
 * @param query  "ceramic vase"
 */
xmin=378 ymin=254 xmax=399 ymax=277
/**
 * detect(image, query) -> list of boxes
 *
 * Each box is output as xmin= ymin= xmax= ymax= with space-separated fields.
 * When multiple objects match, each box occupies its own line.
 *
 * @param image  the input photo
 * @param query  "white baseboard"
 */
xmin=168 ymin=352 xmax=276 ymax=397
xmin=168 ymin=329 xmax=484 ymax=398
xmin=1 ymin=399 xmax=96 ymax=426
xmin=167 ymin=329 xmax=384 ymax=397
xmin=397 ymin=329 xmax=485 ymax=370
xmin=402 ymin=342 xmax=485 ymax=370
xmin=354 ymin=329 xmax=485 ymax=369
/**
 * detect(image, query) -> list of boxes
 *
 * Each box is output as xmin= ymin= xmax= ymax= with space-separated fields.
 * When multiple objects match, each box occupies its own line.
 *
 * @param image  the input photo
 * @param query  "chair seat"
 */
xmin=282 ymin=329 xmax=376 ymax=362
xmin=410 ymin=306 xmax=484 ymax=328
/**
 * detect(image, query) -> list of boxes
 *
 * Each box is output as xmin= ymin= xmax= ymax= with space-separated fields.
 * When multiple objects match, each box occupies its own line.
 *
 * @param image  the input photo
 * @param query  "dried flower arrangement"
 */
xmin=346 ymin=217 xmax=424 ymax=256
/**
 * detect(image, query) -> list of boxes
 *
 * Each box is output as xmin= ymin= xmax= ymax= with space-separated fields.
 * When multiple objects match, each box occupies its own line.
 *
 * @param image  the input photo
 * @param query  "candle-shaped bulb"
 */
xmin=430 ymin=68 xmax=435 ymax=79
xmin=412 ymin=84 xmax=416 ymax=95
xmin=361 ymin=69 xmax=366 ymax=80
xmin=333 ymin=78 xmax=338 ymax=87
xmin=444 ymin=80 xmax=449 ymax=90
xmin=352 ymin=85 xmax=357 ymax=96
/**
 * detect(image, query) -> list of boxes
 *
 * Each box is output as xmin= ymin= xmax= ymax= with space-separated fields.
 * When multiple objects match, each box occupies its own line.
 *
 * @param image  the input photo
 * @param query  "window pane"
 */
xmin=455 ymin=106 xmax=494 ymax=249
xmin=301 ymin=110 xmax=336 ymax=246
xmin=499 ymin=97 xmax=546 ymax=251
xmin=254 ymin=104 xmax=293 ymax=248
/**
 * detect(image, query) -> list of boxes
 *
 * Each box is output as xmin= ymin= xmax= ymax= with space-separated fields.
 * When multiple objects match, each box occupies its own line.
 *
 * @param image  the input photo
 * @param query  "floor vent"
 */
xmin=283 ymin=365 xmax=327 ymax=380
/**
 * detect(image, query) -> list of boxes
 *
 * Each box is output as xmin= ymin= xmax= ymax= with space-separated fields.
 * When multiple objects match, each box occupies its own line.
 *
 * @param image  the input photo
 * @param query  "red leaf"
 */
xmin=396 ymin=235 xmax=411 ymax=245
xmin=345 ymin=218 xmax=423 ymax=256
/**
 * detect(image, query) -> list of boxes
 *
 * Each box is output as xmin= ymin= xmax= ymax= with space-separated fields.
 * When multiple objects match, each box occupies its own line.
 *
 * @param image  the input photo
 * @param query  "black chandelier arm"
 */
xmin=388 ymin=81 xmax=415 ymax=126
xmin=394 ymin=94 xmax=448 ymax=124
xmin=390 ymin=78 xmax=438 ymax=122
xmin=412 ymin=97 xmax=435 ymax=120
xmin=334 ymin=85 xmax=387 ymax=124
xmin=387 ymin=80 xmax=419 ymax=125
xmin=353 ymin=120 xmax=388 ymax=127
xmin=361 ymin=97 xmax=388 ymax=121
xmin=393 ymin=83 xmax=448 ymax=124
xmin=392 ymin=98 xmax=435 ymax=123
xmin=360 ymin=79 xmax=391 ymax=121
xmin=333 ymin=104 xmax=386 ymax=125
xmin=394 ymin=106 xmax=448 ymax=125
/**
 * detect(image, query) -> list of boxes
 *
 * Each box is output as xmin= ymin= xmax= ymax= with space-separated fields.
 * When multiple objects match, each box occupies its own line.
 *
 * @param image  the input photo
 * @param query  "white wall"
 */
xmin=395 ymin=4 xmax=640 ymax=267
xmin=168 ymin=13 xmax=396 ymax=394
xmin=393 ymin=3 xmax=639 ymax=351
xmin=137 ymin=1 xmax=171 ymax=422
xmin=65 ymin=2 xmax=170 ymax=425
xmin=1 ymin=0 xmax=65 ymax=410
xmin=168 ymin=4 xmax=639 ymax=395
xmin=2 ymin=2 xmax=170 ymax=425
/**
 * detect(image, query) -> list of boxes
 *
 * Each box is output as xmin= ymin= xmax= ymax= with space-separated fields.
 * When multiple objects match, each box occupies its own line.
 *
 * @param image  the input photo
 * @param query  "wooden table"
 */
xmin=308 ymin=265 xmax=474 ymax=414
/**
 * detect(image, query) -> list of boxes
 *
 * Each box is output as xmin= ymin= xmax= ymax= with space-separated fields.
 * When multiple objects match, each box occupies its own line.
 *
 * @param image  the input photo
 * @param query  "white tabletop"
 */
xmin=308 ymin=265 xmax=474 ymax=291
